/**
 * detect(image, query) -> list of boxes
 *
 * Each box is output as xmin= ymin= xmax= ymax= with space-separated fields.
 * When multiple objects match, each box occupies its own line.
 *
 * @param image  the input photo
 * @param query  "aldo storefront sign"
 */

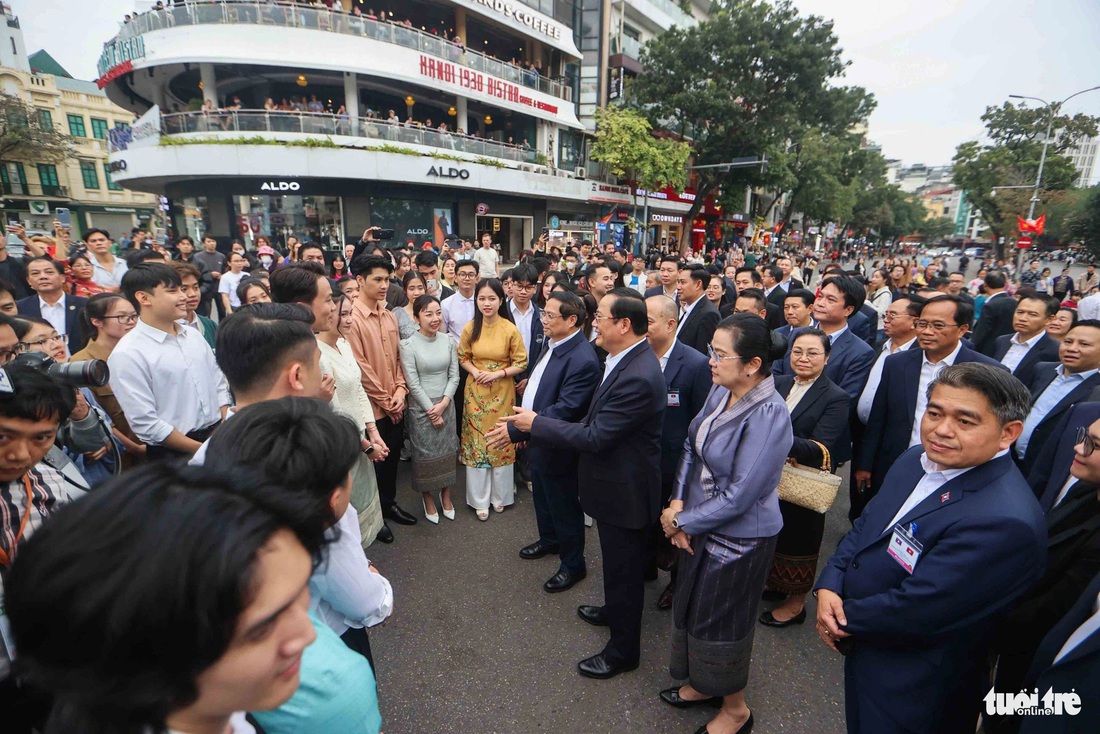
xmin=260 ymin=181 xmax=302 ymax=192
xmin=427 ymin=166 xmax=471 ymax=180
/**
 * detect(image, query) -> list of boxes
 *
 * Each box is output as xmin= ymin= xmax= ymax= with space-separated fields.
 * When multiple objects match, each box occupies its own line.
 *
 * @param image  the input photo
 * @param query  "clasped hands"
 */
xmin=660 ymin=500 xmax=693 ymax=555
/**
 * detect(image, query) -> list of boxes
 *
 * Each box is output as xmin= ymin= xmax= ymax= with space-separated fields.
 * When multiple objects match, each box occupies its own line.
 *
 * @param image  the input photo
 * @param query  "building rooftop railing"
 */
xmin=156 ymin=110 xmax=548 ymax=167
xmin=112 ymin=1 xmax=572 ymax=102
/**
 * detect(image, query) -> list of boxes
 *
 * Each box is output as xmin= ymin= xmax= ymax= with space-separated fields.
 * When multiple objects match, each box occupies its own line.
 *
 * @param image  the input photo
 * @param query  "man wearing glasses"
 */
xmin=16 ymin=256 xmax=89 ymax=355
xmin=855 ymin=295 xmax=1006 ymax=503
xmin=442 ymin=260 xmax=479 ymax=439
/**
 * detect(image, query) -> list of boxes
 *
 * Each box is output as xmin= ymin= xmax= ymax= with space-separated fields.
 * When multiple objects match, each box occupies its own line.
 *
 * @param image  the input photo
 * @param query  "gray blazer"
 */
xmin=673 ymin=382 xmax=792 ymax=539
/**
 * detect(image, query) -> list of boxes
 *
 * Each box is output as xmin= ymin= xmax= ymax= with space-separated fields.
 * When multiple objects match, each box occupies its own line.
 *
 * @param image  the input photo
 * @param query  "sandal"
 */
xmin=476 ymin=509 xmax=489 ymax=521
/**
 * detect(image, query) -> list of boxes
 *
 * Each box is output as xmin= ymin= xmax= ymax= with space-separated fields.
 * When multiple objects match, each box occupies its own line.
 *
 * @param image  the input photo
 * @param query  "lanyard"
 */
xmin=0 ymin=476 xmax=34 ymax=567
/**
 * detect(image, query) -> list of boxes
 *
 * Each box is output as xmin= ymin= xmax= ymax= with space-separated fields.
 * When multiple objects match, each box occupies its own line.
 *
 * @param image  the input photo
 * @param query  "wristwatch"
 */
xmin=671 ymin=513 xmax=681 ymax=529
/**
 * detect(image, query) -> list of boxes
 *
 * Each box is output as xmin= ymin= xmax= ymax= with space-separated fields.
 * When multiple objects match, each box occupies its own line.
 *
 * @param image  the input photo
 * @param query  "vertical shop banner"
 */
xmin=433 ymin=207 xmax=453 ymax=249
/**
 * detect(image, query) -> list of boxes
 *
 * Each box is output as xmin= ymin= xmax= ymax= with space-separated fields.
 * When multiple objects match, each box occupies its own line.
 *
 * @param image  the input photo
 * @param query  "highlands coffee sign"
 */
xmin=468 ymin=0 xmax=563 ymax=41
xmin=97 ymin=36 xmax=146 ymax=88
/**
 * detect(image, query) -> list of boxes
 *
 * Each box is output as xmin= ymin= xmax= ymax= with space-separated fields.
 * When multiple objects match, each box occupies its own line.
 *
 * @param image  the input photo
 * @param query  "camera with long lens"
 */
xmin=10 ymin=351 xmax=110 ymax=388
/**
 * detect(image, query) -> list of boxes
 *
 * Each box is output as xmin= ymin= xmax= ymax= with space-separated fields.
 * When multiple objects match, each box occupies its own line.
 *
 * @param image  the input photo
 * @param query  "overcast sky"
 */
xmin=16 ymin=0 xmax=1100 ymax=168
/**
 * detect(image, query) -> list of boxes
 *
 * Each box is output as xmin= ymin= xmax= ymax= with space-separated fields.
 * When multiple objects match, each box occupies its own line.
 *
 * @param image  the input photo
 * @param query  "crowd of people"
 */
xmin=2 ymin=220 xmax=1100 ymax=734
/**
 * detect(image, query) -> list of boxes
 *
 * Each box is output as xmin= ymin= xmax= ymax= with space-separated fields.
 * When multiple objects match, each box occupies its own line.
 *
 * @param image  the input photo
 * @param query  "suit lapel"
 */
xmin=586 ymin=341 xmax=647 ymax=420
xmin=1032 ymin=367 xmax=1059 ymax=402
xmin=790 ymin=376 xmax=827 ymax=424
xmin=894 ymin=455 xmax=1014 ymax=530
xmin=903 ymin=350 xmax=923 ymax=424
xmin=664 ymin=342 xmax=684 ymax=385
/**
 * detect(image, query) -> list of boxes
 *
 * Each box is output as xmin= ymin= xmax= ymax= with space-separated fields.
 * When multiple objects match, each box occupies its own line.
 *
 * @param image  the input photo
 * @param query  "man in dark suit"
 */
xmin=645 ymin=294 xmax=712 ymax=609
xmin=1016 ymin=320 xmax=1100 ymax=476
xmin=1014 ymin=572 xmax=1100 ymax=734
xmin=504 ymin=288 xmax=666 ymax=679
xmin=777 ymin=288 xmax=815 ymax=339
xmin=773 ymin=275 xmax=877 ymax=402
xmin=489 ymin=292 xmax=600 ymax=593
xmin=763 ymin=264 xmax=787 ymax=309
xmin=1028 ymin=402 xmax=1100 ymax=510
xmin=971 ymin=269 xmax=1017 ymax=355
xmin=776 ymin=255 xmax=805 ymax=293
xmin=816 ymin=363 xmax=1047 ymax=734
xmin=673 ymin=265 xmax=720 ymax=356
xmin=992 ymin=294 xmax=1061 ymax=388
xmin=414 ymin=250 xmax=455 ymax=301
xmin=734 ymin=267 xmax=783 ymax=329
xmin=644 ymin=255 xmax=680 ymax=304
xmin=854 ymin=295 xmax=1006 ymax=502
xmin=17 ymin=255 xmax=89 ymax=354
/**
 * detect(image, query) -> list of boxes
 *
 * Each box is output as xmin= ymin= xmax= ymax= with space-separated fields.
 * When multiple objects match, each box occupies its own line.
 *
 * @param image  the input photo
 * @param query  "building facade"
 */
xmin=1 ymin=3 xmax=159 ymax=239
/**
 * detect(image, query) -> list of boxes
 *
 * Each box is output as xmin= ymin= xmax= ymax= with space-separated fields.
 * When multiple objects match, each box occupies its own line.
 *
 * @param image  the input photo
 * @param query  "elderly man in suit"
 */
xmin=17 ymin=255 xmax=89 ymax=354
xmin=854 ymin=295 xmax=1007 ymax=508
xmin=504 ymin=288 xmax=666 ymax=679
xmin=674 ymin=266 xmax=721 ymax=357
xmin=1016 ymin=320 xmax=1100 ymax=477
xmin=645 ymin=294 xmax=712 ymax=610
xmin=816 ymin=363 xmax=1047 ymax=734
xmin=972 ymin=269 xmax=1016 ymax=355
xmin=773 ymin=275 xmax=877 ymax=402
xmin=992 ymin=294 xmax=1061 ymax=389
xmin=488 ymin=291 xmax=601 ymax=593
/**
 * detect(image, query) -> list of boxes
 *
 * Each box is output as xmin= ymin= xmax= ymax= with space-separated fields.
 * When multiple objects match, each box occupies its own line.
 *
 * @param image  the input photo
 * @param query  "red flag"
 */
xmin=1017 ymin=215 xmax=1047 ymax=235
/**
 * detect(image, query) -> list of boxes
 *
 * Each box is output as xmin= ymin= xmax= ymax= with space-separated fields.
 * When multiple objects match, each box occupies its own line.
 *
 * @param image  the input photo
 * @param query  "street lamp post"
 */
xmin=1007 ymin=86 xmax=1100 ymax=269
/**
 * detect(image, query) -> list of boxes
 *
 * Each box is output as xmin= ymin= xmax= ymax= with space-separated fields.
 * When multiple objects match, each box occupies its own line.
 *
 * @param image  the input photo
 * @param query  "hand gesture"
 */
xmin=474 ymin=369 xmax=499 ymax=386
xmin=485 ymin=423 xmax=513 ymax=451
xmin=815 ymin=589 xmax=851 ymax=653
xmin=501 ymin=406 xmax=536 ymax=432
xmin=670 ymin=530 xmax=693 ymax=555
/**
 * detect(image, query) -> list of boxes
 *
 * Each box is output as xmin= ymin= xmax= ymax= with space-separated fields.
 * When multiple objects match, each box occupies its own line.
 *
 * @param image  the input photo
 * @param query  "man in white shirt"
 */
xmin=83 ymin=228 xmax=128 ymax=291
xmin=856 ymin=296 xmax=921 ymax=424
xmin=624 ymin=256 xmax=646 ymax=294
xmin=473 ymin=233 xmax=499 ymax=277
xmin=441 ymin=260 xmax=478 ymax=345
xmin=1077 ymin=289 xmax=1100 ymax=321
xmin=109 ymin=263 xmax=231 ymax=460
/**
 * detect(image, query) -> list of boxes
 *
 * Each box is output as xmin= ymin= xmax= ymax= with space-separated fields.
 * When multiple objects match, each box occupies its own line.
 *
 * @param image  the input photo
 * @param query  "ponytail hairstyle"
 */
xmin=82 ymin=292 xmax=131 ymax=340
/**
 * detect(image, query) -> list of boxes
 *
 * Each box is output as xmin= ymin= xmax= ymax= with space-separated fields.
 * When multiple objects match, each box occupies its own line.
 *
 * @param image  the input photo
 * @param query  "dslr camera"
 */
xmin=10 ymin=352 xmax=110 ymax=388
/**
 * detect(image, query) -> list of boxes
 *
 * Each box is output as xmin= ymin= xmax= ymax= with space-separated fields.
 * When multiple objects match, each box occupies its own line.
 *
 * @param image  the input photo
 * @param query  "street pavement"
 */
xmin=367 ymin=463 xmax=853 ymax=734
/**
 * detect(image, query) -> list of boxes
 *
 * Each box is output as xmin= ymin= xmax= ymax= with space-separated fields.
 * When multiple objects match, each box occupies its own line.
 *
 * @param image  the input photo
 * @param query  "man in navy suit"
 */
xmin=504 ymin=288 xmax=666 ymax=679
xmin=1027 ymin=402 xmax=1100 ymax=510
xmin=1015 ymin=573 xmax=1100 ymax=734
xmin=855 ymin=295 xmax=1007 ymax=504
xmin=992 ymin=294 xmax=1060 ymax=389
xmin=777 ymin=288 xmax=814 ymax=339
xmin=816 ymin=363 xmax=1047 ymax=734
xmin=774 ymin=275 xmax=876 ymax=402
xmin=674 ymin=265 xmax=720 ymax=356
xmin=972 ymin=269 xmax=1017 ymax=356
xmin=17 ymin=256 xmax=89 ymax=354
xmin=1016 ymin=320 xmax=1100 ymax=477
xmin=489 ymin=291 xmax=600 ymax=593
xmin=734 ymin=267 xmax=784 ymax=329
xmin=645 ymin=294 xmax=712 ymax=609
xmin=644 ymin=255 xmax=680 ymax=304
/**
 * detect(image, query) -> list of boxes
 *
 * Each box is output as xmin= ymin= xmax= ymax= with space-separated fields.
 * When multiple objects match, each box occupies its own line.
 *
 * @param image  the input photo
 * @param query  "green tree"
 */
xmin=589 ymin=106 xmax=692 ymax=244
xmin=953 ymin=101 xmax=1099 ymax=257
xmin=0 ymin=95 xmax=73 ymax=163
xmin=629 ymin=0 xmax=874 ymax=253
xmin=916 ymin=216 xmax=955 ymax=242
xmin=1065 ymin=185 xmax=1100 ymax=257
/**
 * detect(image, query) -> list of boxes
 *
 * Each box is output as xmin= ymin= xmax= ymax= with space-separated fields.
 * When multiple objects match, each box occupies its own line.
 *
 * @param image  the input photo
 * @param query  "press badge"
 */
xmin=887 ymin=522 xmax=923 ymax=574
xmin=667 ymin=390 xmax=681 ymax=407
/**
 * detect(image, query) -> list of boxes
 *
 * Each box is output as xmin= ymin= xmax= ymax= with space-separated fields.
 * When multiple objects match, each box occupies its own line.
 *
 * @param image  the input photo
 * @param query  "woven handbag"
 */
xmin=776 ymin=440 xmax=842 ymax=514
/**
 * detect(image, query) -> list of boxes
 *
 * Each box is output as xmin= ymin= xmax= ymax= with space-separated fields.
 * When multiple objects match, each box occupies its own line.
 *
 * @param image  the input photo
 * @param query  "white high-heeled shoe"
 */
xmin=441 ymin=500 xmax=456 ymax=521
xmin=422 ymin=496 xmax=439 ymax=525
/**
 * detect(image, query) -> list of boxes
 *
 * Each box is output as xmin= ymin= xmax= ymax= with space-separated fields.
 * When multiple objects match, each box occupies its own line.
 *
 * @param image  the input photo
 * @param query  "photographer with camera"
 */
xmin=9 ymin=316 xmax=118 ymax=485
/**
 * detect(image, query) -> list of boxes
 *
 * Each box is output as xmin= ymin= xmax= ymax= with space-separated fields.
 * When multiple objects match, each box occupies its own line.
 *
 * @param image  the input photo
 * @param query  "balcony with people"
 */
xmin=109 ymin=0 xmax=577 ymax=102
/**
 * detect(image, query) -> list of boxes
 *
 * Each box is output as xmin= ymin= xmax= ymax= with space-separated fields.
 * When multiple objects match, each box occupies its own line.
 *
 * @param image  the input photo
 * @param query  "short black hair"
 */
xmin=607 ymin=287 xmax=648 ymax=335
xmin=921 ymin=294 xmax=974 ymax=327
xmin=121 ymin=263 xmax=182 ymax=312
xmin=0 ymin=363 xmax=76 ymax=424
xmin=412 ymin=294 xmax=440 ymax=318
xmin=124 ymin=249 xmax=164 ymax=268
xmin=820 ymin=275 xmax=867 ymax=314
xmin=270 ymin=264 xmax=325 ymax=305
xmin=0 ymin=277 xmax=18 ymax=298
xmin=764 ymin=264 xmax=783 ymax=282
xmin=512 ymin=262 xmax=538 ymax=285
xmin=784 ymin=288 xmax=815 ymax=308
xmin=929 ymin=363 xmax=1032 ymax=425
xmin=215 ymin=303 xmax=318 ymax=396
xmin=1070 ymin=318 xmax=1100 ymax=334
xmin=297 ymin=242 xmax=326 ymax=261
xmin=928 ymin=276 xmax=950 ymax=290
xmin=659 ymin=255 xmax=680 ymax=268
xmin=235 ymin=276 xmax=270 ymax=305
xmin=24 ymin=255 xmax=62 ymax=276
xmin=414 ymin=250 xmax=439 ymax=269
xmin=735 ymin=266 xmax=763 ymax=285
xmin=454 ymin=259 xmax=480 ymax=275
xmin=205 ymin=397 xmax=361 ymax=527
xmin=683 ymin=266 xmax=708 ymax=288
xmin=985 ymin=270 xmax=1007 ymax=289
xmin=350 ymin=254 xmax=393 ymax=278
xmin=735 ymin=287 xmax=768 ymax=314
xmin=547 ymin=291 xmax=586 ymax=328
xmin=791 ymin=327 xmax=832 ymax=355
xmin=1017 ymin=294 xmax=1059 ymax=318
xmin=82 ymin=228 xmax=110 ymax=240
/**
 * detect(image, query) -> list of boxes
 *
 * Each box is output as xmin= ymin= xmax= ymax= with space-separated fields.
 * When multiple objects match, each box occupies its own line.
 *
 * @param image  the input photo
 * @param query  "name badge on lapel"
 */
xmin=887 ymin=522 xmax=923 ymax=574
xmin=667 ymin=389 xmax=681 ymax=407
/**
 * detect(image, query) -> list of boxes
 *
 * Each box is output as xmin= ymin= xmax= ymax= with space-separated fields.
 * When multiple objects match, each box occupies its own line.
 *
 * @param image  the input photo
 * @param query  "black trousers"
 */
xmin=530 ymin=466 xmax=585 ymax=574
xmin=454 ymin=369 xmax=468 ymax=441
xmin=339 ymin=626 xmax=375 ymax=672
xmin=374 ymin=415 xmax=404 ymax=509
xmin=146 ymin=422 xmax=220 ymax=463
xmin=596 ymin=521 xmax=649 ymax=665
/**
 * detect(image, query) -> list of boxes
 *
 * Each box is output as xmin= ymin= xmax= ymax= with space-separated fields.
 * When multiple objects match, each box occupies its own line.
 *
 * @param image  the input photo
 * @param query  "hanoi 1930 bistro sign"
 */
xmin=97 ymin=36 xmax=146 ymax=88
xmin=419 ymin=56 xmax=559 ymax=115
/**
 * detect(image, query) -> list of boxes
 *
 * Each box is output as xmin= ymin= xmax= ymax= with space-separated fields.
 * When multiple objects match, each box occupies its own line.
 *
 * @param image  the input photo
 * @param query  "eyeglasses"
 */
xmin=915 ymin=320 xmax=957 ymax=332
xmin=0 ymin=344 xmax=23 ymax=363
xmin=1076 ymin=427 xmax=1097 ymax=457
xmin=21 ymin=333 xmax=67 ymax=349
xmin=456 ymin=271 xmax=478 ymax=279
xmin=513 ymin=283 xmax=537 ymax=291
xmin=707 ymin=345 xmax=744 ymax=364
xmin=592 ymin=313 xmax=620 ymax=323
xmin=883 ymin=312 xmax=911 ymax=322
xmin=540 ymin=311 xmax=562 ymax=321
xmin=790 ymin=349 xmax=825 ymax=359
xmin=102 ymin=314 xmax=139 ymax=324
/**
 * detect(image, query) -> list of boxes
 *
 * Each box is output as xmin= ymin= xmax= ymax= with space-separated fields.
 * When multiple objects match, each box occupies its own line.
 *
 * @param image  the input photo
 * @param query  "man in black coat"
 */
xmin=505 ymin=288 xmax=666 ymax=679
xmin=971 ymin=269 xmax=1017 ymax=355
xmin=16 ymin=256 xmax=89 ymax=354
xmin=673 ymin=265 xmax=720 ymax=356
xmin=645 ymin=294 xmax=712 ymax=609
xmin=734 ymin=268 xmax=783 ymax=329
xmin=992 ymin=294 xmax=1061 ymax=389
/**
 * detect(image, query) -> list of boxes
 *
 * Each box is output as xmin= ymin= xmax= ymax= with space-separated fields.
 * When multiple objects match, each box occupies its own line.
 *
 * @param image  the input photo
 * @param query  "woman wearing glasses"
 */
xmin=760 ymin=329 xmax=850 ymax=630
xmin=658 ymin=314 xmax=791 ymax=734
xmin=71 ymin=293 xmax=146 ymax=465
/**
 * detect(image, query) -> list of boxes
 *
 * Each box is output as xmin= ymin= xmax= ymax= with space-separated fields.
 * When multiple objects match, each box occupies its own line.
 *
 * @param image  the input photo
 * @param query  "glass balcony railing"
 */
xmin=158 ymin=110 xmax=546 ymax=167
xmin=610 ymin=35 xmax=643 ymax=60
xmin=114 ymin=1 xmax=572 ymax=102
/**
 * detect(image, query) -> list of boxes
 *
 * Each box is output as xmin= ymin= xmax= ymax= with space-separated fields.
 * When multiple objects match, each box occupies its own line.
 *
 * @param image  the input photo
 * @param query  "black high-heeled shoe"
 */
xmin=758 ymin=607 xmax=807 ymax=628
xmin=659 ymin=686 xmax=722 ymax=709
xmin=693 ymin=712 xmax=754 ymax=734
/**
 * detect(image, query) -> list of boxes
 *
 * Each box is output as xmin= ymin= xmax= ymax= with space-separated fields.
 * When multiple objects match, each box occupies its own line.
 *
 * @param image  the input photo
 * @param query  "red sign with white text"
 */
xmin=419 ymin=56 xmax=559 ymax=115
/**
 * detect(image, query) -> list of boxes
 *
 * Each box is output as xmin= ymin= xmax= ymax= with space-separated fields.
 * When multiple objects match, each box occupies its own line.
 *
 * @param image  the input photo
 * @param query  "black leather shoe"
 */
xmin=374 ymin=524 xmax=394 ymax=544
xmin=544 ymin=569 xmax=586 ymax=593
xmin=577 ymin=605 xmax=608 ymax=627
xmin=519 ymin=540 xmax=560 ymax=560
xmin=644 ymin=565 xmax=659 ymax=582
xmin=383 ymin=504 xmax=417 ymax=526
xmin=761 ymin=589 xmax=788 ymax=603
xmin=659 ymin=686 xmax=722 ymax=709
xmin=656 ymin=581 xmax=676 ymax=610
xmin=758 ymin=607 xmax=807 ymax=628
xmin=577 ymin=652 xmax=638 ymax=679
xmin=694 ymin=713 xmax=753 ymax=734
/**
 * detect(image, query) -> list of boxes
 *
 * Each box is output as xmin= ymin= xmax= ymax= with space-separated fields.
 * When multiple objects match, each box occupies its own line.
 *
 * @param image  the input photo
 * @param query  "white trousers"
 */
xmin=465 ymin=465 xmax=515 ymax=511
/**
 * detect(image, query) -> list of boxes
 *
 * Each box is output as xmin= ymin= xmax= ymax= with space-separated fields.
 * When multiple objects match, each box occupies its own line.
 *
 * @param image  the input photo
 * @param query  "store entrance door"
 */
xmin=476 ymin=215 xmax=532 ymax=264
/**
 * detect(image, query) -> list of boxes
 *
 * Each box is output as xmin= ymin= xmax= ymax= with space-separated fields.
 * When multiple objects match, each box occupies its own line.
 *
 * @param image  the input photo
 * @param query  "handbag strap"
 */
xmin=810 ymin=440 xmax=831 ymax=472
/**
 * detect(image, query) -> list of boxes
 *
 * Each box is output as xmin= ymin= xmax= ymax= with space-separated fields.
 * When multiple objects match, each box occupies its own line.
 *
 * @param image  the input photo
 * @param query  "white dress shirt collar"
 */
xmin=884 ymin=449 xmax=1009 ymax=533
xmin=601 ymin=337 xmax=647 ymax=384
xmin=1011 ymin=332 xmax=1043 ymax=348
xmin=550 ymin=328 xmax=582 ymax=350
xmin=888 ymin=336 xmax=917 ymax=354
xmin=657 ymin=340 xmax=677 ymax=371
xmin=923 ymin=339 xmax=963 ymax=367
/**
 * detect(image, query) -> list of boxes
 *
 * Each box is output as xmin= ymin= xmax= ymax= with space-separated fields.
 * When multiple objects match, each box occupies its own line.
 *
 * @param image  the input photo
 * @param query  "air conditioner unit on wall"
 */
xmin=575 ymin=166 xmax=586 ymax=179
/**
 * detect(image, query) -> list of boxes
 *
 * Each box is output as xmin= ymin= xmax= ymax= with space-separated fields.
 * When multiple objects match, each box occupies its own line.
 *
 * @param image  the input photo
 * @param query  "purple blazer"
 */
xmin=673 ymin=382 xmax=792 ymax=539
